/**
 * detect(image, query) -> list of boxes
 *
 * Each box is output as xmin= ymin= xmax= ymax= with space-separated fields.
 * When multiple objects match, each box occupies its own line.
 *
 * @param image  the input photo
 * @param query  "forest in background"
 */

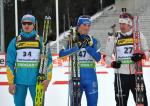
xmin=3 ymin=0 xmax=114 ymax=49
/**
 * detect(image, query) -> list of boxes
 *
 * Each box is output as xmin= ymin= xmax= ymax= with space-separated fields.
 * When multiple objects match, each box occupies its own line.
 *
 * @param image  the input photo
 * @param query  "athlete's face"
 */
xmin=120 ymin=23 xmax=131 ymax=33
xmin=22 ymin=21 xmax=34 ymax=33
xmin=78 ymin=24 xmax=90 ymax=35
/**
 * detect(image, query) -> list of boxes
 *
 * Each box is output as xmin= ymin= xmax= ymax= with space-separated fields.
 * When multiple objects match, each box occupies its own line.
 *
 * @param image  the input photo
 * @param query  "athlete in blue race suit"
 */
xmin=59 ymin=15 xmax=101 ymax=106
xmin=6 ymin=14 xmax=53 ymax=106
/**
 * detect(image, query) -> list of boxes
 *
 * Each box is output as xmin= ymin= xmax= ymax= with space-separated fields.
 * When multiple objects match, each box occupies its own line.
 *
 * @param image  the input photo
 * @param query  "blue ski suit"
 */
xmin=59 ymin=34 xmax=101 ymax=106
xmin=6 ymin=30 xmax=53 ymax=106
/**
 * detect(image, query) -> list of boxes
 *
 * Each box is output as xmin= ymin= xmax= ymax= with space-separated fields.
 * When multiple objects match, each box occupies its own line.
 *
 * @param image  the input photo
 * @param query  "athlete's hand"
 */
xmin=78 ymin=36 xmax=91 ymax=48
xmin=131 ymin=52 xmax=145 ymax=62
xmin=42 ymin=80 xmax=50 ymax=92
xmin=111 ymin=61 xmax=122 ymax=69
xmin=9 ymin=84 xmax=16 ymax=95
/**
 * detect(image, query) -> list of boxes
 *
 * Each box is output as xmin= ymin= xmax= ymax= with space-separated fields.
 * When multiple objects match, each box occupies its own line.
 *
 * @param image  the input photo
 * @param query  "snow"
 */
xmin=0 ymin=66 xmax=150 ymax=106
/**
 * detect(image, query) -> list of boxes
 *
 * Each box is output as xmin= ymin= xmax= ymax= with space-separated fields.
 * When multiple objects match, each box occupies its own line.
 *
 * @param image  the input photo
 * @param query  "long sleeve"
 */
xmin=59 ymin=44 xmax=79 ymax=58
xmin=6 ymin=38 xmax=17 ymax=84
xmin=46 ymin=44 xmax=53 ymax=81
xmin=85 ymin=38 xmax=101 ymax=62
xmin=105 ymin=36 xmax=116 ymax=65
xmin=59 ymin=33 xmax=78 ymax=57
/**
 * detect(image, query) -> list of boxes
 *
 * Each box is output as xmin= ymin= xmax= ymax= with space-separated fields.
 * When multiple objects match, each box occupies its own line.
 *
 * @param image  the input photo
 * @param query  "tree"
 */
xmin=4 ymin=0 xmax=114 ymax=50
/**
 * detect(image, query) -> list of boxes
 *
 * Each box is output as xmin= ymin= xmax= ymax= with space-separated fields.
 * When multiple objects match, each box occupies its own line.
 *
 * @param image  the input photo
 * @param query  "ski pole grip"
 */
xmin=79 ymin=37 xmax=90 ymax=48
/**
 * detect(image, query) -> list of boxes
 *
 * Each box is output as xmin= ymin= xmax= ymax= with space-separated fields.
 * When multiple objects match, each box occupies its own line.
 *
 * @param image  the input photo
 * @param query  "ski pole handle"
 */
xmin=111 ymin=24 xmax=116 ymax=37
xmin=79 ymin=37 xmax=90 ymax=48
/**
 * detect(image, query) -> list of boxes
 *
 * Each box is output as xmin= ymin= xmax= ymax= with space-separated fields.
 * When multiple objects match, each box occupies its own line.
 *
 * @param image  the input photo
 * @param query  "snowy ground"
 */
xmin=0 ymin=65 xmax=150 ymax=106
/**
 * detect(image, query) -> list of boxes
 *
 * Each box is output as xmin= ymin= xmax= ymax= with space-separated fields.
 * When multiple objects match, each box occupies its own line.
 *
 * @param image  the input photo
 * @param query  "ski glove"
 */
xmin=131 ymin=52 xmax=146 ymax=62
xmin=78 ymin=36 xmax=91 ymax=48
xmin=85 ymin=45 xmax=101 ymax=62
xmin=111 ymin=61 xmax=122 ymax=69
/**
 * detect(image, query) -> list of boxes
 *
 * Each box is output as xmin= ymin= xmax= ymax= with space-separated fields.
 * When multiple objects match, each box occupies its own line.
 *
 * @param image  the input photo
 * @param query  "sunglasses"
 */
xmin=22 ymin=22 xmax=33 ymax=25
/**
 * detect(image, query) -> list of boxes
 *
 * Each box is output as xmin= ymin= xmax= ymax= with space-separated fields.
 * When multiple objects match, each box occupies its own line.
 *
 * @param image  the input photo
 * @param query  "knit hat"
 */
xmin=21 ymin=14 xmax=36 ymax=24
xmin=77 ymin=15 xmax=92 ymax=26
xmin=119 ymin=13 xmax=133 ymax=26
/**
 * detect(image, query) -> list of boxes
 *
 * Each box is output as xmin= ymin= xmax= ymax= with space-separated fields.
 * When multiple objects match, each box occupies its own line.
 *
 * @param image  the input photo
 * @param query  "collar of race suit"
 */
xmin=120 ymin=29 xmax=132 ymax=36
xmin=20 ymin=30 xmax=37 ymax=38
xmin=77 ymin=33 xmax=90 ymax=41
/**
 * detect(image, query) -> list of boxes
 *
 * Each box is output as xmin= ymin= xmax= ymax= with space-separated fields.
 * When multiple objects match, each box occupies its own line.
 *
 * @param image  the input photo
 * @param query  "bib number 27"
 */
xmin=124 ymin=47 xmax=133 ymax=54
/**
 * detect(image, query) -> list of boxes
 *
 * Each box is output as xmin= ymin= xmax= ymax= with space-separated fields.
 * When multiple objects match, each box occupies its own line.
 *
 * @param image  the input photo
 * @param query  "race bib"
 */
xmin=116 ymin=45 xmax=134 ymax=64
xmin=78 ymin=48 xmax=93 ymax=61
xmin=16 ymin=49 xmax=40 ymax=68
xmin=78 ymin=48 xmax=95 ymax=68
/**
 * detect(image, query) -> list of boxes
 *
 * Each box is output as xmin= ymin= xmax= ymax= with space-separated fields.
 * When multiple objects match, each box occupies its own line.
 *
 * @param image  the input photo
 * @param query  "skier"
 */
xmin=59 ymin=15 xmax=101 ymax=106
xmin=105 ymin=12 xmax=149 ymax=106
xmin=6 ymin=14 xmax=53 ymax=106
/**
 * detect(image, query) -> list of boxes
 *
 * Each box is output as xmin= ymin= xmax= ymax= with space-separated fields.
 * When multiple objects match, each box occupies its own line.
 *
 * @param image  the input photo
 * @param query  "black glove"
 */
xmin=111 ymin=61 xmax=122 ymax=69
xmin=78 ymin=36 xmax=91 ymax=48
xmin=131 ymin=53 xmax=145 ymax=62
